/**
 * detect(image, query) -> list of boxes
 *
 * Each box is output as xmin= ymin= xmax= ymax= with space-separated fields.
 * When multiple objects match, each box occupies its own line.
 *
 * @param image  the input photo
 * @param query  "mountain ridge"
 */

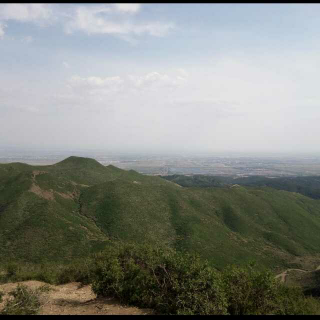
xmin=1 ymin=156 xmax=320 ymax=272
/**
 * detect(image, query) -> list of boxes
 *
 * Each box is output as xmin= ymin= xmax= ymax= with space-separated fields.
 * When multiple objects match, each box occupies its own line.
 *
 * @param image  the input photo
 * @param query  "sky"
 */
xmin=1 ymin=3 xmax=320 ymax=155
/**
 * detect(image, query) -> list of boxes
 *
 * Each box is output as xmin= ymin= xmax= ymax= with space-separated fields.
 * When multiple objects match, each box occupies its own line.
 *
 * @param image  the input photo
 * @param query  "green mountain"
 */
xmin=1 ymin=156 xmax=320 ymax=272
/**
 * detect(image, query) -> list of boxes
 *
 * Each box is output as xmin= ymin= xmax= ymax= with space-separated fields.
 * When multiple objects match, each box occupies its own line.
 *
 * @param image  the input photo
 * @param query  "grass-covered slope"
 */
xmin=0 ymin=157 xmax=178 ymax=264
xmin=0 ymin=158 xmax=112 ymax=263
xmin=80 ymin=181 xmax=320 ymax=270
xmin=1 ymin=157 xmax=320 ymax=272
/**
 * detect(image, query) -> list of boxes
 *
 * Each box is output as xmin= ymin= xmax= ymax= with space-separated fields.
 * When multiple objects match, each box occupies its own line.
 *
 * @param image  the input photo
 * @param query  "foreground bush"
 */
xmin=91 ymin=243 xmax=228 ymax=315
xmin=0 ymin=258 xmax=94 ymax=285
xmin=274 ymin=285 xmax=320 ymax=315
xmin=90 ymin=243 xmax=320 ymax=315
xmin=222 ymin=264 xmax=320 ymax=315
xmin=0 ymin=285 xmax=41 ymax=315
xmin=1 ymin=243 xmax=320 ymax=315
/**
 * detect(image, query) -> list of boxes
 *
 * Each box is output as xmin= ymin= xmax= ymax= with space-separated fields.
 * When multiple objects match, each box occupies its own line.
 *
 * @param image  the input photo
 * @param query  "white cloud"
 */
xmin=176 ymin=68 xmax=189 ymax=78
xmin=68 ymin=75 xmax=123 ymax=90
xmin=112 ymin=3 xmax=141 ymax=14
xmin=0 ymin=4 xmax=52 ymax=37
xmin=63 ymin=61 xmax=70 ymax=69
xmin=3 ymin=51 xmax=320 ymax=153
xmin=129 ymin=72 xmax=187 ymax=90
xmin=0 ymin=4 xmax=52 ymax=22
xmin=65 ymin=5 xmax=174 ymax=37
xmin=29 ymin=70 xmax=188 ymax=114
xmin=22 ymin=35 xmax=33 ymax=43
xmin=0 ymin=71 xmax=165 ymax=114
xmin=0 ymin=4 xmax=173 ymax=41
xmin=66 ymin=71 xmax=187 ymax=100
xmin=0 ymin=22 xmax=5 ymax=38
xmin=65 ymin=75 xmax=125 ymax=107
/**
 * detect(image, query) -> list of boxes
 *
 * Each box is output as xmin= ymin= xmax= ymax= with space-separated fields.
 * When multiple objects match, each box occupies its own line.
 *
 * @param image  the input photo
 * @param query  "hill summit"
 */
xmin=54 ymin=156 xmax=105 ymax=169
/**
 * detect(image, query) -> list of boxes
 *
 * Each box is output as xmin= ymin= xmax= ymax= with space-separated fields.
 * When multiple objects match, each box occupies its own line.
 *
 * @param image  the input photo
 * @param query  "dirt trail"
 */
xmin=29 ymin=171 xmax=80 ymax=201
xmin=275 ymin=265 xmax=320 ymax=284
xmin=29 ymin=170 xmax=55 ymax=200
xmin=0 ymin=281 xmax=153 ymax=315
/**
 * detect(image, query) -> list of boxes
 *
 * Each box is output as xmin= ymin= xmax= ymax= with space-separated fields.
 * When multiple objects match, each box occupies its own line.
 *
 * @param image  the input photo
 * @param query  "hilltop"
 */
xmin=1 ymin=156 xmax=320 ymax=272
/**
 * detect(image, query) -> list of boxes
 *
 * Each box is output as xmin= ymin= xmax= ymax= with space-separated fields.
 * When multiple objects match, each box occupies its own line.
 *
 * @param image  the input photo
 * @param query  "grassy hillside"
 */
xmin=1 ymin=157 xmax=320 ymax=272
xmin=0 ymin=157 xmax=178 ymax=264
xmin=0 ymin=158 xmax=113 ymax=263
xmin=80 ymin=180 xmax=320 ymax=269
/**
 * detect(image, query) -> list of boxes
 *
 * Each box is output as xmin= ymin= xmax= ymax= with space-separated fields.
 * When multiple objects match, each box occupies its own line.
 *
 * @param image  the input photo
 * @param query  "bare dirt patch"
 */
xmin=29 ymin=184 xmax=55 ymax=201
xmin=29 ymin=170 xmax=55 ymax=201
xmin=55 ymin=192 xmax=74 ymax=200
xmin=275 ymin=271 xmax=289 ymax=283
xmin=29 ymin=171 xmax=80 ymax=201
xmin=0 ymin=281 xmax=153 ymax=315
xmin=55 ymin=190 xmax=79 ymax=200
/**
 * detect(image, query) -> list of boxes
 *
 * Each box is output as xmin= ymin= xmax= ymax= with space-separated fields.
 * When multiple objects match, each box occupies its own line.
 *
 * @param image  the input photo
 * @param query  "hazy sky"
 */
xmin=1 ymin=3 xmax=320 ymax=155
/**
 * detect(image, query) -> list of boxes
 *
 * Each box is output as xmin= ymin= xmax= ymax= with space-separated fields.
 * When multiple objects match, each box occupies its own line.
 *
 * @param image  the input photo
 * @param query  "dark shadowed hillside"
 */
xmin=163 ymin=174 xmax=320 ymax=200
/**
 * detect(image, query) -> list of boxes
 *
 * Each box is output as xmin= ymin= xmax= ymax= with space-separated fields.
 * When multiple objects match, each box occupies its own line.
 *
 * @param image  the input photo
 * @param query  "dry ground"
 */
xmin=0 ymin=281 xmax=154 ymax=315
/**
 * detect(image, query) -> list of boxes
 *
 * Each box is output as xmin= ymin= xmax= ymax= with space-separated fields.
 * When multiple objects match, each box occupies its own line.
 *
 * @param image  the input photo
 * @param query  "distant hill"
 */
xmin=1 ymin=157 xmax=320 ymax=272
xmin=163 ymin=174 xmax=320 ymax=199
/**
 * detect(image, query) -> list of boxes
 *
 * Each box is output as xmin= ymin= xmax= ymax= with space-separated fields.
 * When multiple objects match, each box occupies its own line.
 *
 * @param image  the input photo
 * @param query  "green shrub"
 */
xmin=0 ymin=284 xmax=41 ymax=315
xmin=2 ymin=244 xmax=320 ymax=315
xmin=1 ymin=259 xmax=94 ymax=286
xmin=5 ymin=262 xmax=20 ymax=279
xmin=222 ymin=263 xmax=320 ymax=315
xmin=222 ymin=263 xmax=279 ymax=315
xmin=91 ymin=243 xmax=228 ymax=315
xmin=54 ymin=258 xmax=94 ymax=285
xmin=1 ymin=262 xmax=52 ymax=284
xmin=92 ymin=244 xmax=320 ymax=315
xmin=274 ymin=285 xmax=320 ymax=315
